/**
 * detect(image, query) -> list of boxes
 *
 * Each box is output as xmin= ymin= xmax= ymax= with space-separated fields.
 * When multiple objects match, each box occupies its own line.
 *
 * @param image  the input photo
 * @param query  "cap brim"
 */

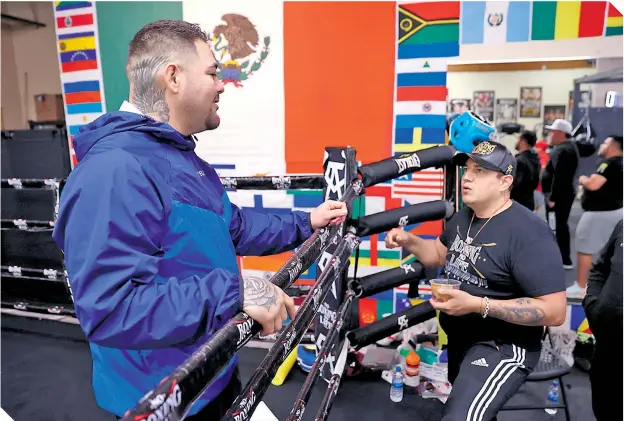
xmin=544 ymin=125 xmax=554 ymax=130
xmin=451 ymin=153 xmax=503 ymax=173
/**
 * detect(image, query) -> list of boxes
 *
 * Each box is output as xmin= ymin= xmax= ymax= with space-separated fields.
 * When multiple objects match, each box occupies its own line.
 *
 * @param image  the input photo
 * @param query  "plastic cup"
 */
xmin=430 ymin=279 xmax=461 ymax=302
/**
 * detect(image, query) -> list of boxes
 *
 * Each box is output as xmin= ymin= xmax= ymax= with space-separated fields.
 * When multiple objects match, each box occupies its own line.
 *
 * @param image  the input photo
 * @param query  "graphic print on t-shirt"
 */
xmin=445 ymin=225 xmax=496 ymax=289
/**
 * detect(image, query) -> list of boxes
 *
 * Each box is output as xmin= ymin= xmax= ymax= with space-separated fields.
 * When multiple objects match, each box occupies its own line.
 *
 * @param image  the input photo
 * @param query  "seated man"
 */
xmin=386 ymin=141 xmax=566 ymax=420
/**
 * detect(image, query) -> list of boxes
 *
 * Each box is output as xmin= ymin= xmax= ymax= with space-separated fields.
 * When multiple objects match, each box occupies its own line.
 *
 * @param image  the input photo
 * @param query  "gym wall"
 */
xmin=1 ymin=2 xmax=62 ymax=129
xmin=447 ymin=66 xmax=596 ymax=134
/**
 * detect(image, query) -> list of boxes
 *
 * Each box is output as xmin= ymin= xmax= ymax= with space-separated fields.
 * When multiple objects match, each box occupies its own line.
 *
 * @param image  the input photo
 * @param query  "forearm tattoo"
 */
xmin=130 ymin=55 xmax=171 ymax=123
xmin=488 ymin=298 xmax=546 ymax=326
xmin=243 ymin=277 xmax=277 ymax=312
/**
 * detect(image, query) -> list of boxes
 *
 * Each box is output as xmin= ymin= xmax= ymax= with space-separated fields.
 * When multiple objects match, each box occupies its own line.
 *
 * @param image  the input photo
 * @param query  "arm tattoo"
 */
xmin=488 ymin=298 xmax=546 ymax=326
xmin=243 ymin=277 xmax=277 ymax=312
xmin=130 ymin=56 xmax=171 ymax=123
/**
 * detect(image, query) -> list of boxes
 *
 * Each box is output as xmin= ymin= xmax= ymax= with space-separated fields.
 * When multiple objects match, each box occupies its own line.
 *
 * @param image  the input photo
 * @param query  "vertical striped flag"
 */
xmin=532 ymin=1 xmax=608 ymax=41
xmin=392 ymin=2 xmax=456 ymax=206
xmin=54 ymin=1 xmax=106 ymax=168
xmin=605 ymin=2 xmax=623 ymax=36
xmin=461 ymin=1 xmax=532 ymax=44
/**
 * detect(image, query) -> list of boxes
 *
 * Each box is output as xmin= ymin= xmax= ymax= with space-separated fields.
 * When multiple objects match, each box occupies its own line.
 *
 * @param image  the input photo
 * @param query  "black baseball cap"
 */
xmin=452 ymin=140 xmax=517 ymax=176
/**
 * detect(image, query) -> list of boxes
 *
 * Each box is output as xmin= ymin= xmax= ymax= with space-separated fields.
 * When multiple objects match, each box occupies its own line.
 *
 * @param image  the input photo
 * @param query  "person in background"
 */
xmin=542 ymin=119 xmax=579 ymax=270
xmin=582 ymin=219 xmax=623 ymax=421
xmin=533 ymin=140 xmax=550 ymax=213
xmin=512 ymin=130 xmax=541 ymax=211
xmin=568 ymin=135 xmax=623 ymax=298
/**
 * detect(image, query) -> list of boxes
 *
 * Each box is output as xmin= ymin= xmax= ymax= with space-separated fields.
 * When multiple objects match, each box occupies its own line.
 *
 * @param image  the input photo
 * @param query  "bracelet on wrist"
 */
xmin=481 ymin=297 xmax=490 ymax=319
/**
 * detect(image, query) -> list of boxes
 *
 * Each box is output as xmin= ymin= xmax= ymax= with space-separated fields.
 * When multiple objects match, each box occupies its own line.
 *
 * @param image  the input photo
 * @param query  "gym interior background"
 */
xmin=1 ymin=1 xmax=623 ymax=421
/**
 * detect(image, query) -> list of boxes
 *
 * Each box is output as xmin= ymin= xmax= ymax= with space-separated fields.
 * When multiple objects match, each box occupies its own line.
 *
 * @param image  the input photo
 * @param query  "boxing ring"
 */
xmin=115 ymin=144 xmax=458 ymax=421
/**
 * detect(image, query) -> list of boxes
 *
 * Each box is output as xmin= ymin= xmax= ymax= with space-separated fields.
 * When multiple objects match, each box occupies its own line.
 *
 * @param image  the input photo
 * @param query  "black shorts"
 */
xmin=115 ymin=368 xmax=242 ymax=421
xmin=442 ymin=340 xmax=540 ymax=421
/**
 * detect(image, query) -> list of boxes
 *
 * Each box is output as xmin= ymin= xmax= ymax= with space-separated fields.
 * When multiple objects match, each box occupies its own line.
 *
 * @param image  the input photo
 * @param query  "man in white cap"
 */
xmin=541 ymin=119 xmax=579 ymax=270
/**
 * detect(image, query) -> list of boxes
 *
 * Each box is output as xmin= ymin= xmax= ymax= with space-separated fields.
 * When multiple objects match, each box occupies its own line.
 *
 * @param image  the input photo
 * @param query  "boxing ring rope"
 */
xmin=0 ymin=173 xmax=326 ymax=317
xmin=3 ymin=143 xmax=458 ymax=421
xmin=221 ymin=175 xmax=324 ymax=191
xmin=221 ymin=232 xmax=361 ymax=421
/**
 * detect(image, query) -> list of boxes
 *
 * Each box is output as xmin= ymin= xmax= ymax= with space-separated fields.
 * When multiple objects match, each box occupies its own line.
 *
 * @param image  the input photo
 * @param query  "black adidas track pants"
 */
xmin=442 ymin=340 xmax=540 ymax=421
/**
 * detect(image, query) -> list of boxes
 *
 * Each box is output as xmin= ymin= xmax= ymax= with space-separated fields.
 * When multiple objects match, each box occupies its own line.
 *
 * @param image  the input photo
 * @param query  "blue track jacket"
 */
xmin=52 ymin=110 xmax=313 ymax=417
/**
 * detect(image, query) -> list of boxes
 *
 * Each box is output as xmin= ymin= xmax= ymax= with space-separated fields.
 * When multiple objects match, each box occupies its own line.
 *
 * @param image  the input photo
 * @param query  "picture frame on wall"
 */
xmin=520 ymin=86 xmax=542 ymax=118
xmin=495 ymin=98 xmax=518 ymax=125
xmin=543 ymin=105 xmax=567 ymax=137
xmin=568 ymin=90 xmax=592 ymax=120
xmin=448 ymin=99 xmax=471 ymax=115
xmin=473 ymin=91 xmax=495 ymax=122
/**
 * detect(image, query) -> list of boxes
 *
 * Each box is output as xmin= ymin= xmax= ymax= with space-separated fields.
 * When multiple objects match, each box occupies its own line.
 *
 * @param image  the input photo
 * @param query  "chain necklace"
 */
xmin=465 ymin=199 xmax=511 ymax=245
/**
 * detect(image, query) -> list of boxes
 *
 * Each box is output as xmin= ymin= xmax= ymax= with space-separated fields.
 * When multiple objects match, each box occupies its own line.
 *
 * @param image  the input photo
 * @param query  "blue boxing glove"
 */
xmin=449 ymin=111 xmax=495 ymax=154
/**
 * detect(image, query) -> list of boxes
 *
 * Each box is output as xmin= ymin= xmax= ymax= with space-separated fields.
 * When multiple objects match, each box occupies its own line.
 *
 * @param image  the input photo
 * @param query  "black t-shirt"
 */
xmin=511 ymin=150 xmax=540 ymax=210
xmin=438 ymin=202 xmax=566 ymax=350
xmin=581 ymin=156 xmax=623 ymax=212
xmin=541 ymin=141 xmax=579 ymax=201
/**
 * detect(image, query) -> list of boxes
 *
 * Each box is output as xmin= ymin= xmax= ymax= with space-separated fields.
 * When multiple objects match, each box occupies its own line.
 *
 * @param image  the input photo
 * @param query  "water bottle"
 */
xmin=390 ymin=364 xmax=404 ymax=403
xmin=544 ymin=379 xmax=559 ymax=415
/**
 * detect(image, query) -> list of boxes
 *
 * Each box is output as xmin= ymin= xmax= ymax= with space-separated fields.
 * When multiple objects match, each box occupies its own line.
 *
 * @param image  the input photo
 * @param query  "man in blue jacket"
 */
xmin=53 ymin=20 xmax=347 ymax=420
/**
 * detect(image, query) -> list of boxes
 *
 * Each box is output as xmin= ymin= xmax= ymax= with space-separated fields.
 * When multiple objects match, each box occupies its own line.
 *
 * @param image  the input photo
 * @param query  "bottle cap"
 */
xmin=406 ymin=351 xmax=420 ymax=366
xmin=399 ymin=348 xmax=410 ymax=357
xmin=395 ymin=365 xmax=401 ymax=372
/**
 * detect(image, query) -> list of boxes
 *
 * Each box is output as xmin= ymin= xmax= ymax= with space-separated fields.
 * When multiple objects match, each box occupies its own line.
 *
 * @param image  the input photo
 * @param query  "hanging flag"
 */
xmin=56 ymin=12 xmax=94 ymax=29
xmin=283 ymin=1 xmax=396 ymax=173
xmin=391 ymin=168 xmax=445 ymax=203
xmin=397 ymin=86 xmax=447 ymax=102
xmin=461 ymin=2 xmax=532 ymax=44
xmin=532 ymin=1 xmax=608 ymax=41
xmin=605 ymin=2 xmax=623 ymax=36
xmin=579 ymin=2 xmax=608 ymax=38
xmin=59 ymin=48 xmax=98 ymax=73
xmin=396 ymin=57 xmax=447 ymax=75
xmin=398 ymin=2 xmax=460 ymax=45
xmin=57 ymin=31 xmax=95 ymax=53
xmin=63 ymin=80 xmax=103 ymax=115
xmin=55 ymin=1 xmax=92 ymax=12
xmin=394 ymin=127 xmax=447 ymax=153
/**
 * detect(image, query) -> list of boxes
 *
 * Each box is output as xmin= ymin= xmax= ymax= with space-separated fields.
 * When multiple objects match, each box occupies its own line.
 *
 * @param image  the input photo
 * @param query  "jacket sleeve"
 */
xmin=229 ymin=204 xmax=314 ymax=256
xmin=583 ymin=220 xmax=622 ymax=335
xmin=53 ymin=151 xmax=242 ymax=349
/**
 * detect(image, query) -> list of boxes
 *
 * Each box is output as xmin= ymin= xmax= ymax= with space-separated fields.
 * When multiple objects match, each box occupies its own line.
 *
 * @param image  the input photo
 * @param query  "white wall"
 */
xmin=447 ymin=67 xmax=598 ymax=148
xmin=1 ymin=2 xmax=62 ymax=129
xmin=458 ymin=36 xmax=623 ymax=63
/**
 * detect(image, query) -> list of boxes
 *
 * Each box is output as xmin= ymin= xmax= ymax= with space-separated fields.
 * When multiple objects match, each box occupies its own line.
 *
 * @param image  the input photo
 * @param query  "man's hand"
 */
xmin=429 ymin=288 xmax=481 ymax=316
xmin=578 ymin=175 xmax=589 ymax=185
xmin=385 ymin=228 xmax=413 ymax=249
xmin=310 ymin=200 xmax=348 ymax=230
xmin=547 ymin=201 xmax=555 ymax=209
xmin=242 ymin=276 xmax=296 ymax=335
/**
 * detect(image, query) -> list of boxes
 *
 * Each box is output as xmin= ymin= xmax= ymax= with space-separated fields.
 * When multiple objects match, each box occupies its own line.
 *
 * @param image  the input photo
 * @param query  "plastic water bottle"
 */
xmin=544 ymin=380 xmax=559 ymax=415
xmin=390 ymin=364 xmax=404 ymax=403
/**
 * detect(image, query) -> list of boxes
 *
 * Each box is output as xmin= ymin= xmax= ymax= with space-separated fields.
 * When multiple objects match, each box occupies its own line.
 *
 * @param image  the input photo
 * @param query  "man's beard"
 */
xmin=204 ymin=114 xmax=220 ymax=131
